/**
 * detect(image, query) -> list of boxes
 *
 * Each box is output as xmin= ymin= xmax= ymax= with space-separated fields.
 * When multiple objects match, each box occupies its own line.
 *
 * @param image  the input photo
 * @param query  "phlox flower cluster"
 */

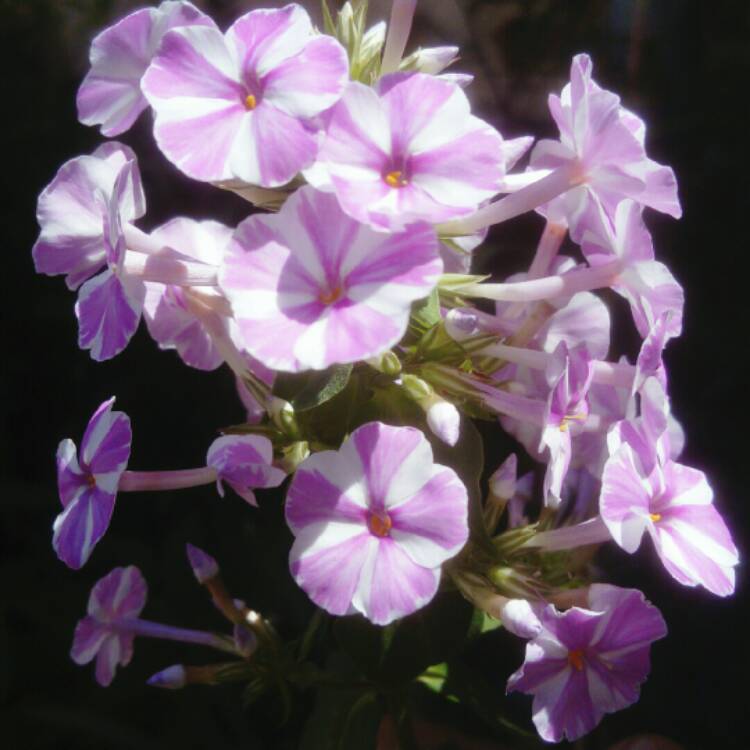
xmin=34 ymin=1 xmax=738 ymax=743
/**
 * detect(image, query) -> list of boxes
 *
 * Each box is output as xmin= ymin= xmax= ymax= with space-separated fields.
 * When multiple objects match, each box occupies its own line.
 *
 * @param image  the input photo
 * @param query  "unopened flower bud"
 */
xmin=268 ymin=397 xmax=299 ymax=438
xmin=147 ymin=664 xmax=186 ymax=690
xmin=439 ymin=72 xmax=474 ymax=89
xmin=401 ymin=45 xmax=459 ymax=75
xmin=425 ymin=399 xmax=460 ymax=446
xmin=277 ymin=441 xmax=310 ymax=474
xmin=489 ymin=454 xmax=517 ymax=499
xmin=484 ymin=454 xmax=518 ymax=533
xmin=400 ymin=373 xmax=433 ymax=401
xmin=488 ymin=565 xmax=540 ymax=598
xmin=367 ymin=349 xmax=403 ymax=376
xmin=233 ymin=624 xmax=258 ymax=658
xmin=501 ymin=599 xmax=543 ymax=639
xmin=445 ymin=308 xmax=481 ymax=341
xmin=360 ymin=21 xmax=386 ymax=64
xmin=186 ymin=543 xmax=219 ymax=584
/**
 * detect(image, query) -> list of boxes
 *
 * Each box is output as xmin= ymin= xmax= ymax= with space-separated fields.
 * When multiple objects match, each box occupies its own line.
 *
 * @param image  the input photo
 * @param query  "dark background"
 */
xmin=2 ymin=1 xmax=748 ymax=748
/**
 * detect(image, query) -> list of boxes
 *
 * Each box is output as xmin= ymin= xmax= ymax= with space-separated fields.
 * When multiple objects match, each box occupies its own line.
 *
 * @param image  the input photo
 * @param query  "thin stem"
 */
xmin=458 ymin=260 xmax=622 ymax=303
xmin=527 ymin=221 xmax=567 ymax=280
xmin=183 ymin=292 xmax=252 ymax=380
xmin=123 ymin=224 xmax=165 ymax=256
xmin=523 ymin=516 xmax=611 ymax=551
xmin=117 ymin=618 xmax=237 ymax=654
xmin=478 ymin=342 xmax=636 ymax=389
xmin=439 ymin=163 xmax=580 ymax=235
xmin=497 ymin=168 xmax=553 ymax=193
xmin=118 ymin=467 xmax=217 ymax=492
xmin=381 ymin=0 xmax=417 ymax=74
xmin=121 ymin=251 xmax=218 ymax=286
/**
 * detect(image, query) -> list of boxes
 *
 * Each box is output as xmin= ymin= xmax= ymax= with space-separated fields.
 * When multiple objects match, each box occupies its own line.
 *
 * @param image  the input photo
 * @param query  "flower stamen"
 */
xmin=368 ymin=512 xmax=393 ymax=538
xmin=560 ymin=413 xmax=587 ymax=432
xmin=319 ymin=285 xmax=344 ymax=305
xmin=568 ymin=649 xmax=585 ymax=671
xmin=385 ymin=170 xmax=407 ymax=188
xmin=244 ymin=94 xmax=257 ymax=110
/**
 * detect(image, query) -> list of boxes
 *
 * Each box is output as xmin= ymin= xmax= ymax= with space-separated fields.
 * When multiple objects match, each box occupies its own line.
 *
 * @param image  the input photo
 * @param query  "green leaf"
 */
xmin=273 ymin=364 xmax=353 ymax=412
xmin=338 ymin=691 xmax=383 ymax=750
xmin=417 ymin=662 xmax=449 ymax=694
xmin=300 ymin=652 xmax=378 ymax=750
xmin=294 ymin=370 xmax=363 ymax=446
xmin=334 ymin=591 xmax=476 ymax=688
xmin=441 ymin=659 xmax=539 ymax=745
xmin=467 ymin=608 xmax=503 ymax=639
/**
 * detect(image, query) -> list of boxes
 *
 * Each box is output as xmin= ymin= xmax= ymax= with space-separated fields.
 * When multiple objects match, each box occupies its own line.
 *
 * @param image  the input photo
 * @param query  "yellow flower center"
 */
xmin=650 ymin=513 xmax=662 ymax=522
xmin=385 ymin=170 xmax=407 ymax=188
xmin=244 ymin=94 xmax=257 ymax=110
xmin=368 ymin=512 xmax=392 ymax=538
xmin=560 ymin=413 xmax=587 ymax=432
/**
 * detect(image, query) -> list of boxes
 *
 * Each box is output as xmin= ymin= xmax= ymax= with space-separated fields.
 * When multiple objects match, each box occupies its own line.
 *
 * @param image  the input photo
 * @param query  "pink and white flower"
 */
xmin=206 ymin=434 xmax=286 ymax=506
xmin=442 ymin=53 xmax=680 ymax=237
xmin=33 ymin=143 xmax=145 ymax=291
xmin=219 ymin=185 xmax=442 ymax=372
xmin=601 ymin=379 xmax=738 ymax=596
xmin=75 ymin=162 xmax=148 ymax=360
xmin=77 ymin=1 xmax=212 ymax=137
xmin=53 ymin=402 xmax=284 ymax=568
xmin=507 ymin=584 xmax=667 ymax=743
xmin=315 ymin=72 xmax=507 ymax=231
xmin=285 ymin=422 xmax=469 ymax=625
xmin=142 ymin=218 xmax=233 ymax=370
xmin=540 ymin=343 xmax=595 ymax=506
xmin=54 ymin=397 xmax=131 ymax=569
xmin=581 ymin=200 xmax=684 ymax=341
xmin=72 ymin=566 xmax=237 ymax=686
xmin=531 ymin=53 xmax=681 ymax=241
xmin=142 ymin=4 xmax=349 ymax=187
xmin=71 ymin=566 xmax=147 ymax=686
xmin=33 ymin=143 xmax=148 ymax=360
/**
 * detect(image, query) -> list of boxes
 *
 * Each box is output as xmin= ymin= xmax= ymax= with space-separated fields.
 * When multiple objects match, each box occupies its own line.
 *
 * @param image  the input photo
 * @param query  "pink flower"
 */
xmin=54 ymin=398 xmax=131 ymax=569
xmin=206 ymin=434 xmax=286 ymax=506
xmin=142 ymin=218 xmax=233 ymax=370
xmin=507 ymin=584 xmax=667 ymax=743
xmin=77 ymin=1 xmax=212 ymax=136
xmin=33 ymin=143 xmax=145 ymax=291
xmin=142 ymin=4 xmax=349 ymax=187
xmin=185 ymin=543 xmax=219 ymax=583
xmin=33 ymin=143 xmax=148 ymax=360
xmin=581 ymin=200 xmax=684 ymax=340
xmin=285 ymin=422 xmax=469 ymax=625
xmin=219 ymin=185 xmax=441 ymax=372
xmin=315 ymin=72 xmax=507 ymax=230
xmin=72 ymin=566 xmax=238 ymax=686
xmin=540 ymin=343 xmax=595 ymax=506
xmin=601 ymin=379 xmax=738 ymax=596
xmin=531 ymin=53 xmax=681 ymax=241
xmin=71 ymin=566 xmax=146 ymax=686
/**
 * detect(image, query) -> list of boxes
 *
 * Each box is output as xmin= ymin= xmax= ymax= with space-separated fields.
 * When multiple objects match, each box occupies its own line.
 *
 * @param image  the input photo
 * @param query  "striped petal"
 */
xmin=76 ymin=269 xmax=145 ymax=362
xmin=77 ymin=2 xmax=213 ymax=136
xmin=220 ymin=186 xmax=440 ymax=371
